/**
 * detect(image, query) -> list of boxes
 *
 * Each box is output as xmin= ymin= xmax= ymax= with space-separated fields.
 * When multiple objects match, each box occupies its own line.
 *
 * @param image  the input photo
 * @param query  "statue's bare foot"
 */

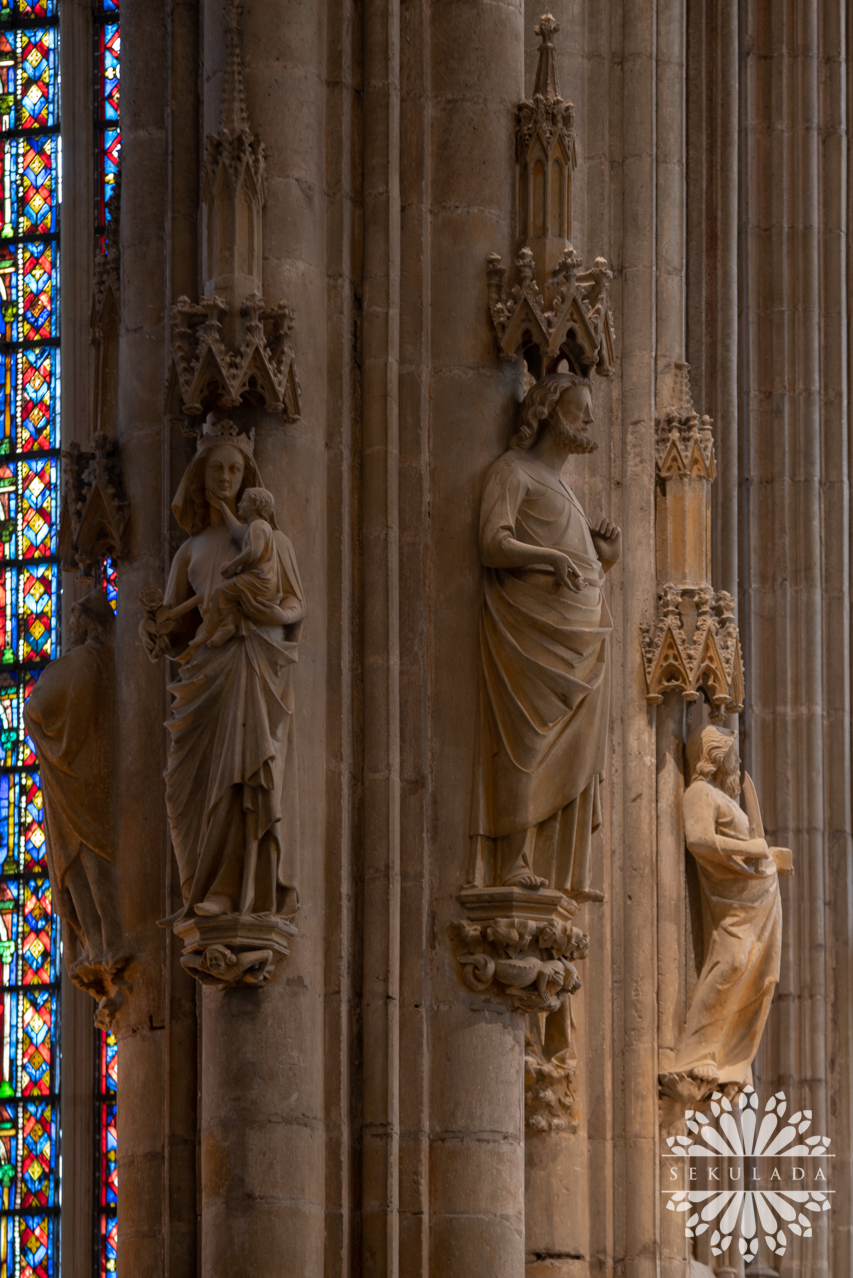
xmin=690 ymin=1062 xmax=719 ymax=1083
xmin=502 ymin=869 xmax=548 ymax=889
xmin=195 ymin=894 xmax=231 ymax=917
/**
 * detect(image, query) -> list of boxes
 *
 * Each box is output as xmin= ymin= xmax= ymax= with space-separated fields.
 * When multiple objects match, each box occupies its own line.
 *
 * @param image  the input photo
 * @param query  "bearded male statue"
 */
xmin=468 ymin=372 xmax=620 ymax=900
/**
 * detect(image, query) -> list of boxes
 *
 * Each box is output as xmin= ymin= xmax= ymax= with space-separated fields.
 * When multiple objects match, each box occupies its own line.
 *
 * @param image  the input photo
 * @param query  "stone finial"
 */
xmin=221 ymin=0 xmax=250 ymax=137
xmin=671 ymin=360 xmax=694 ymax=415
xmin=533 ymin=14 xmax=561 ymax=101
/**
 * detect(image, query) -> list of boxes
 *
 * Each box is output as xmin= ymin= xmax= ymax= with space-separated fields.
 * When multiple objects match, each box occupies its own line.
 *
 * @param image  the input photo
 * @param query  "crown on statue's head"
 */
xmin=196 ymin=413 xmax=255 ymax=455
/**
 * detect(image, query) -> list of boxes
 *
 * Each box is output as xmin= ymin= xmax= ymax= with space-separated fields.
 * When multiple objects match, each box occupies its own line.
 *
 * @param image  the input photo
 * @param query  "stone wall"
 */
xmin=53 ymin=1 xmax=853 ymax=1275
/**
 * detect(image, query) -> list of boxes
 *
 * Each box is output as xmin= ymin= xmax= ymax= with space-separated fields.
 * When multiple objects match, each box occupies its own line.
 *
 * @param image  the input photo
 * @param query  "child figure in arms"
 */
xmin=183 ymin=486 xmax=302 ymax=658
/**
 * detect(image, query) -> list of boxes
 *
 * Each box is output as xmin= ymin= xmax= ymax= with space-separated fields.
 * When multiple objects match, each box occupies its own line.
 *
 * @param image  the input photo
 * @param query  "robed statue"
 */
xmin=25 ymin=588 xmax=129 ymax=1026
xmin=141 ymin=417 xmax=305 ymax=985
xmin=668 ymin=725 xmax=786 ymax=1090
xmin=468 ymin=373 xmax=620 ymax=901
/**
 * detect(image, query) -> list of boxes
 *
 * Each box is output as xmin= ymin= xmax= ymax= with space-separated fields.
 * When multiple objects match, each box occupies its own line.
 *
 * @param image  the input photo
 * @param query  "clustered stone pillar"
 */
xmin=115 ymin=2 xmax=172 ymax=1274
xmin=193 ymin=3 xmax=327 ymax=1276
xmin=427 ymin=3 xmax=527 ymax=1276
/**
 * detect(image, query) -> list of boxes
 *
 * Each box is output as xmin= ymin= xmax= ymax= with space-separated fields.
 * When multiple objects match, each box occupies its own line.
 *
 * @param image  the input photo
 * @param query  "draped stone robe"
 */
xmin=164 ymin=524 xmax=305 ymax=918
xmin=675 ymin=779 xmax=782 ymax=1084
xmin=469 ymin=450 xmax=612 ymax=894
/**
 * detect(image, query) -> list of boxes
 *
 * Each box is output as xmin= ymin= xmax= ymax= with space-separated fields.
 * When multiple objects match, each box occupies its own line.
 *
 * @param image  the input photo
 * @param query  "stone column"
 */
xmin=163 ymin=3 xmax=202 ymax=1274
xmin=195 ymin=3 xmax=327 ymax=1275
xmin=654 ymin=5 xmax=689 ymax=1278
xmin=427 ymin=3 xmax=526 ymax=1277
xmin=114 ymin=2 xmax=170 ymax=1274
xmin=739 ymin=5 xmax=839 ymax=1277
xmin=613 ymin=2 xmax=660 ymax=1277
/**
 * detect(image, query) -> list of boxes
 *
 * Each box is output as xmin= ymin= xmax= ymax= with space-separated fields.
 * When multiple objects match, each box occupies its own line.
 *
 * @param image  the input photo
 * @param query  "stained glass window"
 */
xmin=0 ymin=0 xmax=62 ymax=1275
xmin=93 ymin=0 xmax=118 ymax=254
xmin=93 ymin=1029 xmax=115 ymax=1277
xmin=93 ymin=5 xmax=118 ymax=1275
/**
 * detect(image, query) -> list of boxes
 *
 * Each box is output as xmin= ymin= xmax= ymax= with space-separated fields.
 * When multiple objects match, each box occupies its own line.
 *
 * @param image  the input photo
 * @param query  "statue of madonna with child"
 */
xmin=140 ymin=415 xmax=305 ymax=985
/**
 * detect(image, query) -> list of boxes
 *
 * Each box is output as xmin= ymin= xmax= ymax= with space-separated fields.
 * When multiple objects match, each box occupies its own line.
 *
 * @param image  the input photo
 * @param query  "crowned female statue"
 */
xmin=141 ymin=417 xmax=305 ymax=945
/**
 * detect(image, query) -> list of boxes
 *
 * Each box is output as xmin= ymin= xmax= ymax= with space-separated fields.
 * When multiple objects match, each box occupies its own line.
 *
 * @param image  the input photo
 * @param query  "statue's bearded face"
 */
xmin=204 ymin=444 xmax=245 ymax=503
xmin=549 ymin=383 xmax=597 ymax=454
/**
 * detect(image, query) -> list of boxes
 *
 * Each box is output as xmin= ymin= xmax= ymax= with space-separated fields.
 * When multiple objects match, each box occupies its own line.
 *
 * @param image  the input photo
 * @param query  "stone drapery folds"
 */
xmin=660 ymin=727 xmax=789 ymax=1111
xmin=140 ymin=416 xmax=305 ymax=987
xmin=24 ymin=589 xmax=129 ymax=1027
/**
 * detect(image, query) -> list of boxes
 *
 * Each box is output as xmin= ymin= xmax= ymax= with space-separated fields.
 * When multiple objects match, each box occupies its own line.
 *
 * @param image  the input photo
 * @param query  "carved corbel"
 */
xmin=172 ymin=914 xmax=297 ymax=988
xmin=449 ymin=888 xmax=587 ymax=1014
xmin=59 ymin=432 xmax=129 ymax=580
xmin=486 ymin=16 xmax=616 ymax=377
xmin=164 ymin=1 xmax=301 ymax=426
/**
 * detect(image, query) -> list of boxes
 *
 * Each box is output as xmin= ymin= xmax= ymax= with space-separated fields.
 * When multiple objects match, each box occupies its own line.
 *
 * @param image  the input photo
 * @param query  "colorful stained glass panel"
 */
xmin=0 ymin=1 xmax=60 ymax=1273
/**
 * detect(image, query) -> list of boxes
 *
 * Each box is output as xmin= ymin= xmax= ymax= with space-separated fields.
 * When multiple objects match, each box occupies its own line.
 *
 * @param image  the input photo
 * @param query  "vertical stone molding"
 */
xmin=91 ymin=174 xmax=121 ymax=438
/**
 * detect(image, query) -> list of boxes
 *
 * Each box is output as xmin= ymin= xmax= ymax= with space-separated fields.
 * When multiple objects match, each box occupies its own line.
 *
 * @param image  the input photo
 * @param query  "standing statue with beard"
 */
xmin=468 ymin=373 xmax=621 ymax=899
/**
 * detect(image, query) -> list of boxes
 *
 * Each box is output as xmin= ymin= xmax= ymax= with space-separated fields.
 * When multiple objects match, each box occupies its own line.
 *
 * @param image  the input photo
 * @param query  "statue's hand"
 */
xmin=205 ymin=488 xmax=226 ymax=513
xmin=138 ymin=587 xmax=172 ymax=662
xmin=591 ymin=518 xmax=622 ymax=565
xmin=551 ymin=551 xmax=587 ymax=592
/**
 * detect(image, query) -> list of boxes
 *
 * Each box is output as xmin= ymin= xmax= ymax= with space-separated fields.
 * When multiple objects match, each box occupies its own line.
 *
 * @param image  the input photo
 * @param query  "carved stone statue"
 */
xmin=141 ymin=417 xmax=305 ymax=985
xmin=24 ymin=588 xmax=129 ymax=1027
xmin=664 ymin=725 xmax=787 ymax=1096
xmin=468 ymin=372 xmax=620 ymax=900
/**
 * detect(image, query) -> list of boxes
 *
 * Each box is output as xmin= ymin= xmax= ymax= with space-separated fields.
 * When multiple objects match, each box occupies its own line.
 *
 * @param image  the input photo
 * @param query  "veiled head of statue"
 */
xmin=70 ymin=588 xmax=115 ymax=647
xmin=513 ymin=373 xmax=595 ymax=453
xmin=691 ymin=724 xmax=740 ymax=799
xmin=171 ymin=416 xmax=267 ymax=534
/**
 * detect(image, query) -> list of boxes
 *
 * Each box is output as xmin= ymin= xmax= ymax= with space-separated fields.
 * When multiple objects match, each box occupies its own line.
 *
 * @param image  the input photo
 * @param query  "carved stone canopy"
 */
xmin=516 ymin=14 xmax=577 ymax=285
xmin=165 ymin=292 xmax=301 ymax=421
xmin=641 ymin=584 xmax=745 ymax=716
xmin=59 ymin=432 xmax=129 ymax=580
xmin=487 ymin=245 xmax=614 ymax=377
xmin=165 ymin=1 xmax=301 ymax=426
xmin=641 ymin=364 xmax=745 ymax=715
xmin=487 ymin=16 xmax=615 ymax=377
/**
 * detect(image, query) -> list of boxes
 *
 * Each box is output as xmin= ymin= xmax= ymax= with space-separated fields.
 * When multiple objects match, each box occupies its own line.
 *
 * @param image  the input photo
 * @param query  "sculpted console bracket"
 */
xmin=451 ymin=888 xmax=588 ymax=1133
xmin=450 ymin=888 xmax=588 ymax=1015
xmin=173 ymin=913 xmax=298 ymax=988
